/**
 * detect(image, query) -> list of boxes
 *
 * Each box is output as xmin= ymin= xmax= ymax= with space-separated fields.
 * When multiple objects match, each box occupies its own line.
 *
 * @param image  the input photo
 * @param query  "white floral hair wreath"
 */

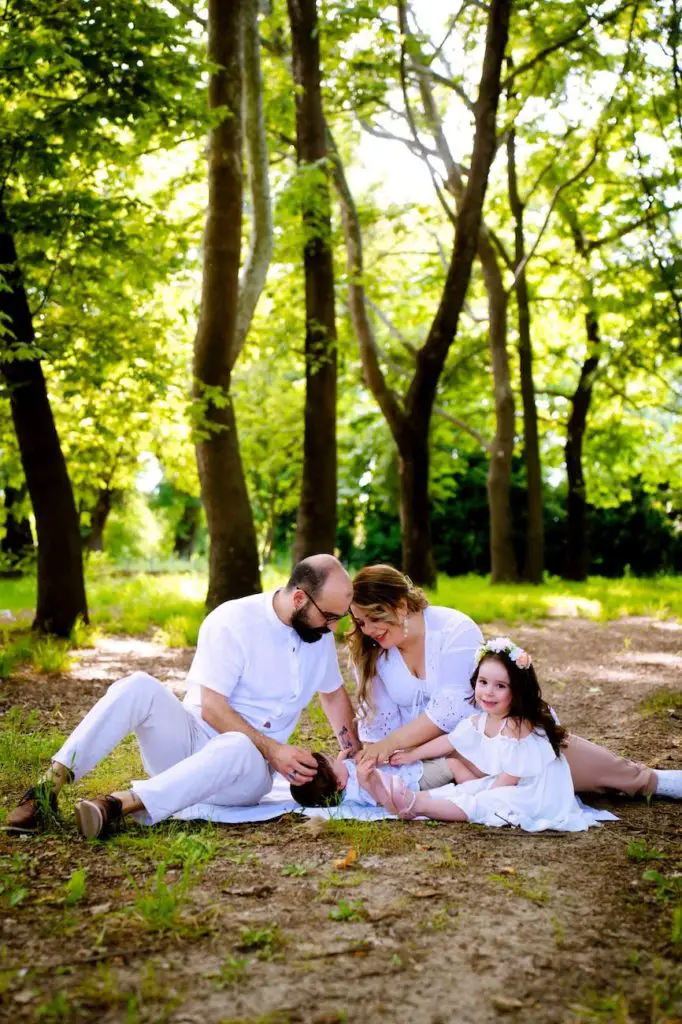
xmin=475 ymin=636 xmax=532 ymax=670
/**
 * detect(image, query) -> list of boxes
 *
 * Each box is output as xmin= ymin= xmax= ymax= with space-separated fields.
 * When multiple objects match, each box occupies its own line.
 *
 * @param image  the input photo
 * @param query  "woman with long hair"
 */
xmin=349 ymin=565 xmax=682 ymax=800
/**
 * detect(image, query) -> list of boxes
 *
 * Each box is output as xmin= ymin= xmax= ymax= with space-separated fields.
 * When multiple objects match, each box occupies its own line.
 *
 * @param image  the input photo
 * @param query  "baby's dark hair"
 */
xmin=289 ymin=752 xmax=342 ymax=808
xmin=468 ymin=651 xmax=567 ymax=756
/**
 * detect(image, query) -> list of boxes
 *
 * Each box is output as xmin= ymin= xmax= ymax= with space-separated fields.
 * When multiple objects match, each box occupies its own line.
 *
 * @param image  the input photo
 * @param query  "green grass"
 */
xmin=430 ymin=573 xmax=682 ymax=623
xmin=1 ymin=571 xmax=679 ymax=644
xmin=639 ymin=689 xmax=682 ymax=717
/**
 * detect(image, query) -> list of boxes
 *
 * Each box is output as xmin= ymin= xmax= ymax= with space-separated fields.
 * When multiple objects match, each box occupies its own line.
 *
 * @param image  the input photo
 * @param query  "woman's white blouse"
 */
xmin=357 ymin=605 xmax=483 ymax=741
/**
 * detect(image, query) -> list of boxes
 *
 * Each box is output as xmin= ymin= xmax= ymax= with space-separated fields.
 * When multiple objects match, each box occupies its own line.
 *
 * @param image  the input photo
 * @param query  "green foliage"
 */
xmin=238 ymin=925 xmax=285 ymax=960
xmin=0 ymin=707 xmax=66 ymax=794
xmin=329 ymin=898 xmax=366 ymax=922
xmin=131 ymin=864 xmax=189 ymax=934
xmin=627 ymin=839 xmax=665 ymax=862
xmin=210 ymin=956 xmax=249 ymax=990
xmin=63 ymin=868 xmax=87 ymax=907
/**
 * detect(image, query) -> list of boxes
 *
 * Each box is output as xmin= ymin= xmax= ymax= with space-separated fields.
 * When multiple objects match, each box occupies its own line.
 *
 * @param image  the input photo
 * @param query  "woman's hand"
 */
xmin=356 ymin=739 xmax=395 ymax=770
xmin=389 ymin=749 xmax=416 ymax=767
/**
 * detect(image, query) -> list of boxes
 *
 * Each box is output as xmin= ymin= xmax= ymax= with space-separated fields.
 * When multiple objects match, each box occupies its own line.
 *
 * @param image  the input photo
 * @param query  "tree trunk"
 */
xmin=84 ymin=487 xmax=116 ymax=552
xmin=0 ymin=224 xmax=88 ymax=635
xmin=0 ymin=484 xmax=34 ymax=574
xmin=396 ymin=422 xmax=437 ymax=586
xmin=173 ymin=497 xmax=201 ymax=560
xmin=507 ymin=127 xmax=544 ymax=583
xmin=193 ymin=0 xmax=261 ymax=609
xmin=565 ymin=313 xmax=600 ymax=581
xmin=287 ymin=0 xmax=337 ymax=562
xmin=478 ymin=232 xmax=517 ymax=583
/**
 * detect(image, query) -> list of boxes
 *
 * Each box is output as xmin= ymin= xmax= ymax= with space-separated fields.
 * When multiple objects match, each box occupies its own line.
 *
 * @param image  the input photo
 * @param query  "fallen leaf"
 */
xmin=415 ymin=843 xmax=433 ymax=851
xmin=492 ymin=996 xmax=524 ymax=1013
xmin=499 ymin=866 xmax=516 ymax=875
xmin=303 ymin=818 xmax=327 ymax=837
xmin=89 ymin=902 xmax=112 ymax=915
xmin=333 ymin=847 xmax=357 ymax=870
xmin=13 ymin=991 xmax=35 ymax=1005
xmin=406 ymin=888 xmax=439 ymax=899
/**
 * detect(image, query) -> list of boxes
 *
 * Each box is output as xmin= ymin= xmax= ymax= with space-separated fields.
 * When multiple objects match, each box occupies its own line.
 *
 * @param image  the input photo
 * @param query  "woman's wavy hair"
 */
xmin=347 ymin=564 xmax=429 ymax=716
xmin=468 ymin=651 xmax=566 ymax=756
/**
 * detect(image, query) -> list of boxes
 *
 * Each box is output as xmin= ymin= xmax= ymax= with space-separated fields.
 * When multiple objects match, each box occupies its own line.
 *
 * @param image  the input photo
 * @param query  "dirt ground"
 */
xmin=1 ymin=617 xmax=681 ymax=1024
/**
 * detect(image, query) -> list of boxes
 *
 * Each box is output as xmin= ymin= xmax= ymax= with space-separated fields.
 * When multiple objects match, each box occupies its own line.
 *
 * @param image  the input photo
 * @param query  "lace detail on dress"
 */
xmin=425 ymin=689 xmax=472 ymax=732
xmin=358 ymin=708 xmax=402 ymax=742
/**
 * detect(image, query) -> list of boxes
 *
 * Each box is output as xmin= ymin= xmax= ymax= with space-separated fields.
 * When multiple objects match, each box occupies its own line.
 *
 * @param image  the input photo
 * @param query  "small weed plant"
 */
xmin=210 ymin=955 xmax=249 ymax=989
xmin=238 ymin=924 xmax=285 ymax=960
xmin=63 ymin=867 xmax=87 ymax=906
xmin=627 ymin=839 xmax=665 ymax=861
xmin=329 ymin=899 xmax=365 ymax=922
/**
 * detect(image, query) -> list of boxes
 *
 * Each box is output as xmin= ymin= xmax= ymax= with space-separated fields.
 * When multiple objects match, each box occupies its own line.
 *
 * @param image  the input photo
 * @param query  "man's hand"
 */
xmin=356 ymin=738 xmax=394 ymax=770
xmin=268 ymin=743 xmax=318 ymax=783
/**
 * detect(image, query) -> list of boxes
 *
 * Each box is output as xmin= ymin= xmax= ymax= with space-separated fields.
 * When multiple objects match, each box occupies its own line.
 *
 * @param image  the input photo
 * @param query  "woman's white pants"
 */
xmin=52 ymin=672 xmax=273 ymax=825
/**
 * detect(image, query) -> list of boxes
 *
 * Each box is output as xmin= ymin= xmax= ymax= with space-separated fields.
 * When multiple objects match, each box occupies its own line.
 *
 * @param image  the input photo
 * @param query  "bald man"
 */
xmin=6 ymin=556 xmax=359 ymax=838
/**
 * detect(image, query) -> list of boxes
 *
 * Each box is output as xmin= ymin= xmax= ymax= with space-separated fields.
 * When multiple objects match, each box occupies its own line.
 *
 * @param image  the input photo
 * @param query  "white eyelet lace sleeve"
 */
xmin=357 ymin=673 xmax=403 ymax=743
xmin=424 ymin=619 xmax=482 ymax=732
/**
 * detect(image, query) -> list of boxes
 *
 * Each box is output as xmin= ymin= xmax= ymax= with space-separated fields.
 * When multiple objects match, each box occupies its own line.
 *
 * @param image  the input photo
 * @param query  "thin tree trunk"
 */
xmin=396 ymin=422 xmax=436 ymax=585
xmin=173 ymin=498 xmax=201 ymax=559
xmin=507 ymin=127 xmax=544 ymax=583
xmin=562 ymin=205 xmax=601 ymax=581
xmin=478 ymin=233 xmax=517 ymax=583
xmin=84 ymin=487 xmax=116 ymax=552
xmin=0 ymin=223 xmax=88 ymax=635
xmin=287 ymin=0 xmax=337 ymax=562
xmin=404 ymin=3 xmax=515 ymax=584
xmin=0 ymin=484 xmax=33 ymax=574
xmin=193 ymin=0 xmax=261 ymax=608
xmin=565 ymin=314 xmax=600 ymax=580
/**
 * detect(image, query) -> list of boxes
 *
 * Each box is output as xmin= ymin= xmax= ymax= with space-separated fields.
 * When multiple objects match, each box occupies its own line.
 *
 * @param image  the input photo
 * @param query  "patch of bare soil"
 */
xmin=0 ymin=618 xmax=681 ymax=1024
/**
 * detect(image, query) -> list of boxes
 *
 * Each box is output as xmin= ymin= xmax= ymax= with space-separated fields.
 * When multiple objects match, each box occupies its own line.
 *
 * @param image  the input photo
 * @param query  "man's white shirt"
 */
xmin=183 ymin=591 xmax=344 ymax=743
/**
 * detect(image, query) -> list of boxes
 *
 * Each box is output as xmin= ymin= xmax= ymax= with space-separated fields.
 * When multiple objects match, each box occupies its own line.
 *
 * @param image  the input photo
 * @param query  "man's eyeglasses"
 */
xmin=301 ymin=589 xmax=350 ymax=625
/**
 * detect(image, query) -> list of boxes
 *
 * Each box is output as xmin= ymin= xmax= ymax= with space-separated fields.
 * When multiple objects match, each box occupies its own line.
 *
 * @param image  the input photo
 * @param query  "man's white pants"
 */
xmin=52 ymin=672 xmax=273 ymax=825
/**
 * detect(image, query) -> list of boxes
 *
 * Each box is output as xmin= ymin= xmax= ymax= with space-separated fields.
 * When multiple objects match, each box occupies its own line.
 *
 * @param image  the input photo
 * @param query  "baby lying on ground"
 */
xmin=289 ymin=749 xmax=425 ymax=808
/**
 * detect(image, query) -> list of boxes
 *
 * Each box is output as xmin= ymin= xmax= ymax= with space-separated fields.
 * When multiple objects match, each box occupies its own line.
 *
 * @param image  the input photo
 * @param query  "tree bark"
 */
xmin=562 ymin=205 xmax=602 ymax=581
xmin=173 ymin=497 xmax=201 ymax=559
xmin=565 ymin=313 xmax=600 ymax=581
xmin=193 ymin=0 xmax=261 ymax=608
xmin=0 ymin=223 xmax=88 ymax=635
xmin=84 ymin=487 xmax=116 ymax=552
xmin=478 ymin=233 xmax=517 ymax=583
xmin=507 ymin=127 xmax=544 ymax=583
xmin=287 ymin=0 xmax=338 ymax=562
xmin=0 ymin=484 xmax=33 ymax=574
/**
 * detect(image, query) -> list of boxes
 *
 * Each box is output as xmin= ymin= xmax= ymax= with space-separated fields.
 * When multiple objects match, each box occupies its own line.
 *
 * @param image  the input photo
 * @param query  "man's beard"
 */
xmin=291 ymin=606 xmax=330 ymax=644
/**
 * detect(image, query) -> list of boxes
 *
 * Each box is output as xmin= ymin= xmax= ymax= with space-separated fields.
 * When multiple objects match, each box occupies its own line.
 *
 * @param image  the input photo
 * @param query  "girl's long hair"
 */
xmin=469 ymin=652 xmax=566 ymax=756
xmin=347 ymin=564 xmax=428 ymax=715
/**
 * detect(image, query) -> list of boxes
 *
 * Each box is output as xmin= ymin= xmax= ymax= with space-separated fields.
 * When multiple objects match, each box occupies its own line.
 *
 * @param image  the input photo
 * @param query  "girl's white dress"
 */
xmin=428 ymin=713 xmax=604 ymax=832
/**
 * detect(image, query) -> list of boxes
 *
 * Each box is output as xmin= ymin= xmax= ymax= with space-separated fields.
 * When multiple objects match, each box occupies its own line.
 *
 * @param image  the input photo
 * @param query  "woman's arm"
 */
xmin=390 ymin=733 xmax=455 ymax=765
xmin=357 ymin=713 xmax=444 ymax=768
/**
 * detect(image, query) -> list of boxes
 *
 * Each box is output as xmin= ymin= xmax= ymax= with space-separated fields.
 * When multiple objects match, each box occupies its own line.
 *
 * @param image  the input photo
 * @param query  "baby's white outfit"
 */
xmin=429 ymin=713 xmax=602 ymax=832
xmin=342 ymin=759 xmax=422 ymax=806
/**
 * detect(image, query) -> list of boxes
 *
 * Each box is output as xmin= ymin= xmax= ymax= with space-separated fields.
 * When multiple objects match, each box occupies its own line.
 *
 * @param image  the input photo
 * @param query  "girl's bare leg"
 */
xmin=447 ymin=757 xmax=480 ymax=784
xmin=412 ymin=793 xmax=469 ymax=821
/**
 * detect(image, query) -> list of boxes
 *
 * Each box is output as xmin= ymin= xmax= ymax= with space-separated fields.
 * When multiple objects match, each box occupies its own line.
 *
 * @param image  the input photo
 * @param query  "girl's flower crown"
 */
xmin=475 ymin=636 xmax=532 ymax=669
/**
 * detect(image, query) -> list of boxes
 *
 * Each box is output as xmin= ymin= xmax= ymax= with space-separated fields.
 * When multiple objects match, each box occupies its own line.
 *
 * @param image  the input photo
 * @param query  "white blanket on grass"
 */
xmin=171 ymin=772 xmax=618 ymax=826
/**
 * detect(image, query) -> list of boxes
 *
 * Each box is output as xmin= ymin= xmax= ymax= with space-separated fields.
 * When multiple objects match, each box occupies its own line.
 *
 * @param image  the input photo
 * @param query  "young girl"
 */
xmin=358 ymin=637 xmax=609 ymax=832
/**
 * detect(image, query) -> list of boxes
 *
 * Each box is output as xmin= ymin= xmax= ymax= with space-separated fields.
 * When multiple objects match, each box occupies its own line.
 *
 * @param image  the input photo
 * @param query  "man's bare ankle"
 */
xmin=111 ymin=790 xmax=144 ymax=816
xmin=38 ymin=762 xmax=70 ymax=797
